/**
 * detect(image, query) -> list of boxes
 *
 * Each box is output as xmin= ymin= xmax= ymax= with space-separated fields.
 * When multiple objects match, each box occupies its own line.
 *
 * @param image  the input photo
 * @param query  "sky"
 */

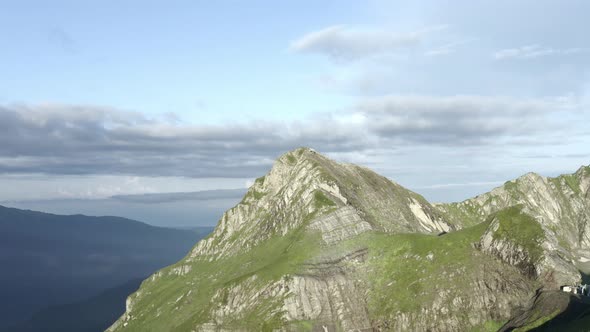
xmin=1 ymin=1 xmax=589 ymax=226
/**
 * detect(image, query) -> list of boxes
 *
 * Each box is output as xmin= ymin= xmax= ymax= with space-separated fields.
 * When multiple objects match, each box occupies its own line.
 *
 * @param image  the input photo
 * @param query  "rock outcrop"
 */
xmin=439 ymin=168 xmax=590 ymax=288
xmin=108 ymin=148 xmax=590 ymax=331
xmin=192 ymin=148 xmax=452 ymax=260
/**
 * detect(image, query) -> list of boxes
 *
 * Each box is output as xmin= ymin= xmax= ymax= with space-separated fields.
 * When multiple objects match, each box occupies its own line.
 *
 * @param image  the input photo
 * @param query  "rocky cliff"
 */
xmin=439 ymin=167 xmax=590 ymax=289
xmin=108 ymin=148 xmax=590 ymax=331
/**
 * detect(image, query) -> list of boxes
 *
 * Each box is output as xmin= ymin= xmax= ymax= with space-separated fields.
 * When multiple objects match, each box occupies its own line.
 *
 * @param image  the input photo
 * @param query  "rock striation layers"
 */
xmin=109 ymin=148 xmax=590 ymax=331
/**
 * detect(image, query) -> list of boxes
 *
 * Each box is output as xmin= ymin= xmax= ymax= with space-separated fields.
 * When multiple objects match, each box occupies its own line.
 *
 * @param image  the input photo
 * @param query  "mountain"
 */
xmin=10 ymin=278 xmax=143 ymax=332
xmin=438 ymin=167 xmax=590 ymax=287
xmin=0 ymin=205 xmax=213 ymax=330
xmin=108 ymin=148 xmax=590 ymax=331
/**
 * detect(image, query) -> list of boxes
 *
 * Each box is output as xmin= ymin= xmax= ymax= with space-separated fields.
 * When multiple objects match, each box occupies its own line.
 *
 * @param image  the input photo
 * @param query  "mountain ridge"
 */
xmin=0 ymin=205 xmax=208 ymax=330
xmin=109 ymin=148 xmax=590 ymax=331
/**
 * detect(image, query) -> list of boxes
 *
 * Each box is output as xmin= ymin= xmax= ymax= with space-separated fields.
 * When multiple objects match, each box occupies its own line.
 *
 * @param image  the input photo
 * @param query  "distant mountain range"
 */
xmin=2 ymin=188 xmax=246 ymax=228
xmin=0 ymin=205 xmax=213 ymax=331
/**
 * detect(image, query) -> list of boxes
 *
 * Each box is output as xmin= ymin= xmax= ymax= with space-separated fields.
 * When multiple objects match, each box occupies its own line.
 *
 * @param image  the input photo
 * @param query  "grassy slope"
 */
xmin=364 ymin=222 xmax=510 ymax=329
xmin=119 ymin=216 xmax=323 ymax=331
xmin=125 ymin=218 xmax=538 ymax=331
xmin=364 ymin=222 xmax=492 ymax=315
xmin=492 ymin=206 xmax=545 ymax=263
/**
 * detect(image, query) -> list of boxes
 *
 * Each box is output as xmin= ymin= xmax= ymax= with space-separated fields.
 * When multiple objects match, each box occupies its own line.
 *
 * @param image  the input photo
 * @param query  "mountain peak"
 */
xmin=576 ymin=164 xmax=590 ymax=174
xmin=575 ymin=164 xmax=590 ymax=196
xmin=275 ymin=147 xmax=319 ymax=166
xmin=188 ymin=148 xmax=452 ymax=259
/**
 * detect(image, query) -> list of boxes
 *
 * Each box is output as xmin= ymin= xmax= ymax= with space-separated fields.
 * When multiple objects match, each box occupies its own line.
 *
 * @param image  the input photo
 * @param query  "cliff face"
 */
xmin=439 ymin=167 xmax=590 ymax=289
xmin=108 ymin=149 xmax=589 ymax=331
xmin=192 ymin=148 xmax=452 ymax=260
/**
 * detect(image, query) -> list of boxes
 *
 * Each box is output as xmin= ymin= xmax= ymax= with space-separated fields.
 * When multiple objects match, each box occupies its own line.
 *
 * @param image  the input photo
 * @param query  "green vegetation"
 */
xmin=504 ymin=179 xmax=528 ymax=200
xmin=362 ymin=221 xmax=490 ymax=315
xmin=504 ymin=180 xmax=518 ymax=191
xmin=251 ymin=190 xmax=266 ymax=200
xmin=344 ymin=220 xmax=539 ymax=328
xmin=513 ymin=309 xmax=561 ymax=332
xmin=439 ymin=202 xmax=485 ymax=227
xmin=287 ymin=320 xmax=314 ymax=331
xmin=254 ymin=175 xmax=265 ymax=185
xmin=286 ymin=154 xmax=297 ymax=164
xmin=562 ymin=174 xmax=581 ymax=194
xmin=545 ymin=167 xmax=587 ymax=197
xmin=241 ymin=189 xmax=266 ymax=202
xmin=297 ymin=148 xmax=305 ymax=157
xmin=120 ymin=222 xmax=322 ymax=331
xmin=313 ymin=190 xmax=336 ymax=209
xmin=492 ymin=206 xmax=545 ymax=262
xmin=473 ymin=320 xmax=507 ymax=332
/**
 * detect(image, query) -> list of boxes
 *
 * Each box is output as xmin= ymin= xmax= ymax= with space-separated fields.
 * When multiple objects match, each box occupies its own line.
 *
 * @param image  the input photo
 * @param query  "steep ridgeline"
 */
xmin=438 ymin=166 xmax=590 ymax=289
xmin=192 ymin=147 xmax=452 ymax=259
xmin=109 ymin=149 xmax=589 ymax=331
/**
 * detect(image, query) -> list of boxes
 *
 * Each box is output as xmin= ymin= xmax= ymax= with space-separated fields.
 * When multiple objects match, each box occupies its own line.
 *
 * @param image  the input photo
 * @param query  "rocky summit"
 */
xmin=108 ymin=148 xmax=590 ymax=331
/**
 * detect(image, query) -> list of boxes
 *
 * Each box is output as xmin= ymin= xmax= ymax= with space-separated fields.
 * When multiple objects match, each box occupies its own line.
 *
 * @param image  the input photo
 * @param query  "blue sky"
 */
xmin=1 ymin=1 xmax=363 ymax=122
xmin=1 ymin=1 xmax=589 ymax=226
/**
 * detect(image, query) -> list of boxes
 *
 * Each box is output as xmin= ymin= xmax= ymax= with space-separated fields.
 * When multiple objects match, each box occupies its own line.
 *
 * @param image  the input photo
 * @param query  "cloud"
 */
xmin=0 ymin=97 xmax=584 ymax=178
xmin=412 ymin=181 xmax=504 ymax=190
xmin=290 ymin=24 xmax=447 ymax=61
xmin=111 ymin=189 xmax=247 ymax=204
xmin=493 ymin=44 xmax=589 ymax=60
xmin=354 ymin=94 xmax=582 ymax=145
xmin=0 ymin=103 xmax=361 ymax=178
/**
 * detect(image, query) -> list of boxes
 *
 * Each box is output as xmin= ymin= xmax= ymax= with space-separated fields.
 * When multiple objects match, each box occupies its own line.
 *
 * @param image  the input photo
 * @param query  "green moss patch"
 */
xmin=241 ymin=189 xmax=266 ymax=202
xmin=286 ymin=154 xmax=297 ymax=164
xmin=504 ymin=180 xmax=518 ymax=191
xmin=492 ymin=206 xmax=545 ymax=262
xmin=562 ymin=174 xmax=581 ymax=194
xmin=473 ymin=320 xmax=507 ymax=332
xmin=313 ymin=190 xmax=336 ymax=209
xmin=254 ymin=176 xmax=265 ymax=185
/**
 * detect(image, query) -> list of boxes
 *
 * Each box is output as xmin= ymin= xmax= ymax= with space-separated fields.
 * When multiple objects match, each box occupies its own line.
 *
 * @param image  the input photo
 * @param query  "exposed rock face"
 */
xmin=479 ymin=219 xmax=538 ymax=276
xmin=478 ymin=208 xmax=580 ymax=289
xmin=440 ymin=168 xmax=590 ymax=289
xmin=440 ymin=169 xmax=590 ymax=249
xmin=108 ymin=149 xmax=590 ymax=331
xmin=192 ymin=148 xmax=452 ymax=260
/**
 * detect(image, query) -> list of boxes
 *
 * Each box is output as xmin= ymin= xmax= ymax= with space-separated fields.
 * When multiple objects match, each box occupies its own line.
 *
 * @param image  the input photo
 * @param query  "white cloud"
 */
xmin=412 ymin=181 xmax=504 ymax=189
xmin=493 ymin=44 xmax=590 ymax=60
xmin=0 ymin=97 xmax=587 ymax=203
xmin=290 ymin=24 xmax=448 ymax=61
xmin=355 ymin=94 xmax=583 ymax=145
